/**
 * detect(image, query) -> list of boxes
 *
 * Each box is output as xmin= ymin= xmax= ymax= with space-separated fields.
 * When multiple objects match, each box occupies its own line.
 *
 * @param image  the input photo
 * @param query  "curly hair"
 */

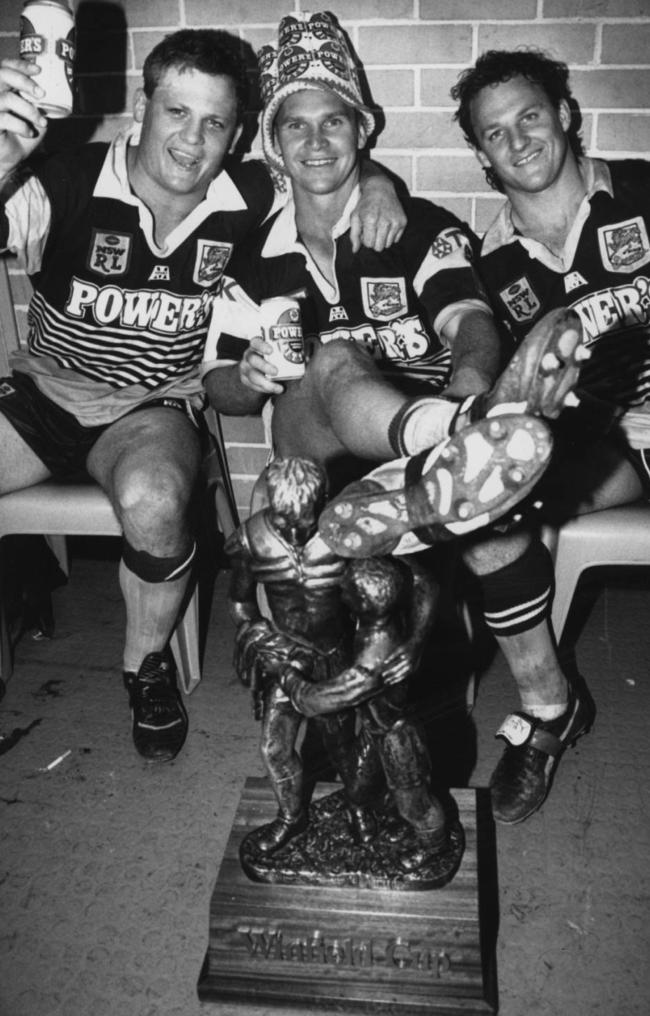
xmin=142 ymin=29 xmax=249 ymax=120
xmin=265 ymin=457 xmax=328 ymax=520
xmin=451 ymin=49 xmax=584 ymax=191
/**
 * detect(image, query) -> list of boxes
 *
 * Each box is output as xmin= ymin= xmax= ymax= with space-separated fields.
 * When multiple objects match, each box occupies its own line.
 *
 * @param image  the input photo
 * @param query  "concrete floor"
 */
xmin=1 ymin=540 xmax=649 ymax=1016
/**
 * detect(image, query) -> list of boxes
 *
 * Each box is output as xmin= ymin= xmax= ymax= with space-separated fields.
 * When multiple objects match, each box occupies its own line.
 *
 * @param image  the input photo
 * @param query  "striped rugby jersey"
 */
xmin=0 ymin=125 xmax=273 ymax=426
xmin=205 ymin=186 xmax=490 ymax=398
xmin=479 ymin=157 xmax=650 ymax=411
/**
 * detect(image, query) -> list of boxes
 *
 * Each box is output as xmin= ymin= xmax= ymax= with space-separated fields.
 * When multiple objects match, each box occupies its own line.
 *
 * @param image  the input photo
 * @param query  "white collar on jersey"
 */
xmin=260 ymin=184 xmax=361 ymax=258
xmin=93 ymin=123 xmax=249 ymax=212
xmin=481 ymin=156 xmax=612 ymax=257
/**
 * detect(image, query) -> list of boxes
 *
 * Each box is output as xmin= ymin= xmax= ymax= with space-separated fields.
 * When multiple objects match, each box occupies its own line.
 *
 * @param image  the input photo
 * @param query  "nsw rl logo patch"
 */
xmin=499 ymin=276 xmax=541 ymax=324
xmin=598 ymin=216 xmax=650 ymax=274
xmin=88 ymin=230 xmax=132 ymax=276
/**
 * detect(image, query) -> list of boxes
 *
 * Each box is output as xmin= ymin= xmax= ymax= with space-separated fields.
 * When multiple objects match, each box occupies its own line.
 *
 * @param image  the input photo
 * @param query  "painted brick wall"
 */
xmin=2 ymin=0 xmax=650 ymax=514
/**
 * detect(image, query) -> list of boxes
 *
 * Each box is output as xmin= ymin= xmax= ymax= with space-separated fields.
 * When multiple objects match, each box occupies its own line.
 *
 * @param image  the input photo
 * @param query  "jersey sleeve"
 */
xmin=202 ymin=209 xmax=295 ymax=375
xmin=608 ymin=158 xmax=650 ymax=203
xmin=2 ymin=144 xmax=104 ymax=274
xmin=226 ymin=157 xmax=276 ymax=226
xmin=1 ymin=171 xmax=52 ymax=273
xmin=202 ymin=275 xmax=262 ymax=375
xmin=407 ymin=200 xmax=490 ymax=343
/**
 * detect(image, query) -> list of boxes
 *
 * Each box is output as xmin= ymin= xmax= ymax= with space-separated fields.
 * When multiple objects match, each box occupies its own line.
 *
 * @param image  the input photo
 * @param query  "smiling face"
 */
xmin=469 ymin=75 xmax=572 ymax=196
xmin=273 ymin=88 xmax=367 ymax=199
xmin=132 ymin=65 xmax=240 ymax=205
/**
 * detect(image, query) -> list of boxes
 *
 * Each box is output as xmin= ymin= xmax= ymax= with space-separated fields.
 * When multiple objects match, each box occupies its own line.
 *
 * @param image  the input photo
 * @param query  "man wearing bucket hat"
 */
xmin=204 ymin=12 xmax=596 ymax=831
xmin=205 ymin=11 xmax=584 ymax=538
xmin=205 ymin=13 xmax=595 ymax=834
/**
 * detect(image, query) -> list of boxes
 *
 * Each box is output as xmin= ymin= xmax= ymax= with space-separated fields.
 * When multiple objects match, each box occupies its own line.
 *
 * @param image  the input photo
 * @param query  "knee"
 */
xmin=115 ymin=462 xmax=195 ymax=533
xmin=309 ymin=338 xmax=372 ymax=389
xmin=462 ymin=529 xmax=532 ymax=575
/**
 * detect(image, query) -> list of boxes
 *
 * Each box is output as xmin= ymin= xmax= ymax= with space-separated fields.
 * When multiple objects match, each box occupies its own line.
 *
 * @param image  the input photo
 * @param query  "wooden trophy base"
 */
xmin=198 ymin=777 xmax=498 ymax=1015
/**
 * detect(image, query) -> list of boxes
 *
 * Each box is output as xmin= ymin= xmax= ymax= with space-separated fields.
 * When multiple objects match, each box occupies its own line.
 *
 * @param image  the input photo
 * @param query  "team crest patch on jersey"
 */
xmin=499 ymin=276 xmax=541 ymax=323
xmin=361 ymin=278 xmax=407 ymax=321
xmin=598 ymin=217 xmax=650 ymax=274
xmin=194 ymin=241 xmax=232 ymax=287
xmin=88 ymin=230 xmax=132 ymax=276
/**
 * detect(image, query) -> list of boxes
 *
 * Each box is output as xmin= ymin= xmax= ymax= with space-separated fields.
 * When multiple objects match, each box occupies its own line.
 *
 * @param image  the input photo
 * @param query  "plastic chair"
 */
xmin=549 ymin=503 xmax=650 ymax=641
xmin=0 ymin=483 xmax=204 ymax=691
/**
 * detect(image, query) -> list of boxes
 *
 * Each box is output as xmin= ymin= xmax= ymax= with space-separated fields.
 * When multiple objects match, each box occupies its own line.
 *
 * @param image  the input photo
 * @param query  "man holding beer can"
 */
xmin=0 ymin=26 xmax=405 ymax=763
xmin=205 ymin=11 xmax=584 ymax=533
xmin=205 ymin=11 xmax=592 ymax=831
xmin=19 ymin=0 xmax=75 ymax=119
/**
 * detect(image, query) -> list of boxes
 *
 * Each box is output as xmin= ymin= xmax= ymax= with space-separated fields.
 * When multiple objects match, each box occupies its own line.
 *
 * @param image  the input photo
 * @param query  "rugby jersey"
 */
xmin=0 ymin=125 xmax=274 ymax=426
xmin=204 ymin=186 xmax=490 ymax=397
xmin=479 ymin=157 xmax=650 ymax=410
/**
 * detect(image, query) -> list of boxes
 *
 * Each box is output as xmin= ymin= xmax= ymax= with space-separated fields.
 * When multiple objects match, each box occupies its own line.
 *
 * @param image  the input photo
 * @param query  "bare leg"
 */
xmin=86 ymin=407 xmax=201 ymax=672
xmin=0 ymin=414 xmax=52 ymax=493
xmin=273 ymin=309 xmax=585 ymax=468
xmin=272 ymin=339 xmax=456 ymax=464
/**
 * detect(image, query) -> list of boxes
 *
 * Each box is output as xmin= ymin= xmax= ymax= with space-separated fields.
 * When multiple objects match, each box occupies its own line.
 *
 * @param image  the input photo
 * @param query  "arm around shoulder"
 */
xmin=351 ymin=159 xmax=408 ymax=253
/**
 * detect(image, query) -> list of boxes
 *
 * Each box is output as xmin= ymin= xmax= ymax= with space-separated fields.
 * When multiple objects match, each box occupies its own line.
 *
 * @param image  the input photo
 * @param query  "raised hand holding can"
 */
xmin=19 ymin=0 xmax=75 ymax=118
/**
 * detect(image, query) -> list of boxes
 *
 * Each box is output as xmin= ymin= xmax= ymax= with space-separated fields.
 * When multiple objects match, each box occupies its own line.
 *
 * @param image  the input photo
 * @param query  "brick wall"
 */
xmin=2 ymin=0 xmax=650 ymax=513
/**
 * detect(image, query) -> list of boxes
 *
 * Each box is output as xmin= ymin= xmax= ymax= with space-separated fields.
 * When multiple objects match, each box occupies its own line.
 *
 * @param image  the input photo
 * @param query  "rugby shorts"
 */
xmin=0 ymin=372 xmax=202 ymax=480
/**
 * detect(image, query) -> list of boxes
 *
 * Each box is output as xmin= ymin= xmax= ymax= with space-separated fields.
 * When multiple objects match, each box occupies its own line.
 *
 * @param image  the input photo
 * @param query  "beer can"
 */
xmin=260 ymin=296 xmax=305 ymax=381
xmin=20 ymin=0 xmax=75 ymax=118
